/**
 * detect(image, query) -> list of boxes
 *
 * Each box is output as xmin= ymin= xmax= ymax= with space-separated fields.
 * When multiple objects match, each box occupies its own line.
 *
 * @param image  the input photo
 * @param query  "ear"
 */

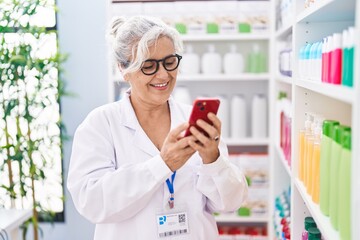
xmin=117 ymin=63 xmax=129 ymax=82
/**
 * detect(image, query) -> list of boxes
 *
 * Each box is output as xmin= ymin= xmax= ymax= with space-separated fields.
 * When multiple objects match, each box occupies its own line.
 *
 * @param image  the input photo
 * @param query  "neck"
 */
xmin=130 ymin=95 xmax=170 ymax=119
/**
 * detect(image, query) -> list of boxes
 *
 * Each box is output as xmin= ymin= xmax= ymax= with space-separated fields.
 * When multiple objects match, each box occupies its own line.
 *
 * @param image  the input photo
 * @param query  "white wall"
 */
xmin=36 ymin=0 xmax=108 ymax=239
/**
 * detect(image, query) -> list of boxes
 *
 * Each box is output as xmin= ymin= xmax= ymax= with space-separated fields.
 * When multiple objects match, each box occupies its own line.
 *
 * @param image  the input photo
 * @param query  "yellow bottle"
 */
xmin=311 ymin=122 xmax=322 ymax=203
xmin=311 ymin=142 xmax=321 ymax=203
xmin=306 ymin=137 xmax=314 ymax=193
xmin=302 ymin=114 xmax=313 ymax=186
xmin=298 ymin=129 xmax=305 ymax=181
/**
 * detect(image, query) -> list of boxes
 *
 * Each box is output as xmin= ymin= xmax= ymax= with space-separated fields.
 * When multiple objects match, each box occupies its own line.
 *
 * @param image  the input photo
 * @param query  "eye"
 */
xmin=142 ymin=60 xmax=156 ymax=70
xmin=164 ymin=56 xmax=177 ymax=66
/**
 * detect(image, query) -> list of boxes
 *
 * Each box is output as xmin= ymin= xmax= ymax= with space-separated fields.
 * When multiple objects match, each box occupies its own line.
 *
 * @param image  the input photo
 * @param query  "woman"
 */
xmin=67 ymin=16 xmax=247 ymax=240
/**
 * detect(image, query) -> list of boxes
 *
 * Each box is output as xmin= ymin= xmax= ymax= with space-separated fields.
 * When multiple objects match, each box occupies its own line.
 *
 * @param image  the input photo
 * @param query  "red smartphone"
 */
xmin=183 ymin=98 xmax=220 ymax=137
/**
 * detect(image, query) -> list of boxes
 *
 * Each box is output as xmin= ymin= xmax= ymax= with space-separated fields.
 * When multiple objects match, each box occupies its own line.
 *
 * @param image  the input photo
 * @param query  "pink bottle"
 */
xmin=321 ymin=38 xmax=328 ymax=83
xmin=330 ymin=33 xmax=342 ymax=84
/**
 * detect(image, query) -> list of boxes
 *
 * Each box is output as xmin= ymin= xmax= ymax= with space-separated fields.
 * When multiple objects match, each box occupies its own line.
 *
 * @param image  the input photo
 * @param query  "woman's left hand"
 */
xmin=188 ymin=112 xmax=221 ymax=164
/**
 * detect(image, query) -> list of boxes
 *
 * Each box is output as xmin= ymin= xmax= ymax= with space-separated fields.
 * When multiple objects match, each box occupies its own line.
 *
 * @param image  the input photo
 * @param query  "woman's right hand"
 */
xmin=160 ymin=123 xmax=196 ymax=172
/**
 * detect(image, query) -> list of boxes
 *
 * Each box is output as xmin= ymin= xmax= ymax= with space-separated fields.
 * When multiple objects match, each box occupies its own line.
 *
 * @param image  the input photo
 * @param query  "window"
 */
xmin=0 ymin=0 xmax=65 ymax=222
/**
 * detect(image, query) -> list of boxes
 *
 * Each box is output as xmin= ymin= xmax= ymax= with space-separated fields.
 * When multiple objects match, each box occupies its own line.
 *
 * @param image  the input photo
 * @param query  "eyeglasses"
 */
xmin=141 ymin=54 xmax=182 ymax=75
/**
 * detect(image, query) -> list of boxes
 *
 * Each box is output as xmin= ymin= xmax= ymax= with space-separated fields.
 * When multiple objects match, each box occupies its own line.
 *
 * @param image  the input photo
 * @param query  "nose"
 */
xmin=155 ymin=62 xmax=169 ymax=78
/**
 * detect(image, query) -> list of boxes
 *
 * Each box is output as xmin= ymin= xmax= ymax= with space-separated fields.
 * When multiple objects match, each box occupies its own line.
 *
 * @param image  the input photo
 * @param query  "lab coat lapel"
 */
xmin=168 ymin=95 xmax=188 ymax=130
xmin=118 ymin=93 xmax=159 ymax=157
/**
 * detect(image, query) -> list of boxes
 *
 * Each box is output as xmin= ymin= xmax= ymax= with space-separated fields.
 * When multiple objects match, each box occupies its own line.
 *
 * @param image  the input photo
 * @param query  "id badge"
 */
xmin=156 ymin=207 xmax=189 ymax=238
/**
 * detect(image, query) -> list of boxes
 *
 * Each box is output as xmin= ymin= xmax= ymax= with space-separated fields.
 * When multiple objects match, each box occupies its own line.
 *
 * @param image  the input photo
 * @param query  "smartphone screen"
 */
xmin=183 ymin=98 xmax=220 ymax=137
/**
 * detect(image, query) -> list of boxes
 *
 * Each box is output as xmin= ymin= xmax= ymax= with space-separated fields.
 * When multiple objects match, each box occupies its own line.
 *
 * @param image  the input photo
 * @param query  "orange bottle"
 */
xmin=302 ymin=114 xmax=313 ymax=186
xmin=298 ymin=129 xmax=305 ymax=181
xmin=306 ymin=137 xmax=314 ymax=193
xmin=311 ymin=123 xmax=322 ymax=203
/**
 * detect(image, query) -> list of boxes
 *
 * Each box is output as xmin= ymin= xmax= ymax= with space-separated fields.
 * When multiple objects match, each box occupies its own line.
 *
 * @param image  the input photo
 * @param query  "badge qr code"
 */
xmin=178 ymin=214 xmax=186 ymax=223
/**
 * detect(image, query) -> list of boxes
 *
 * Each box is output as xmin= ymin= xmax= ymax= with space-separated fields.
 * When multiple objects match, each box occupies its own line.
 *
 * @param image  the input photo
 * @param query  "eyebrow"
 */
xmin=144 ymin=53 xmax=176 ymax=61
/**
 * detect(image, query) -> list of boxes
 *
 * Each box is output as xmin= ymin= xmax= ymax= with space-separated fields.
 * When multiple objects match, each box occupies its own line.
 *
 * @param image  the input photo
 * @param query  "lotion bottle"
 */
xmin=224 ymin=44 xmax=244 ymax=74
xmin=181 ymin=44 xmax=200 ymax=75
xmin=230 ymin=94 xmax=247 ymax=138
xmin=201 ymin=44 xmax=222 ymax=74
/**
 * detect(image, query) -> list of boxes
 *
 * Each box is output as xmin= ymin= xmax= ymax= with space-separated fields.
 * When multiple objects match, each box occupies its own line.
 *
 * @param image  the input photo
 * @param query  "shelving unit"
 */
xmin=272 ymin=0 xmax=359 ymax=239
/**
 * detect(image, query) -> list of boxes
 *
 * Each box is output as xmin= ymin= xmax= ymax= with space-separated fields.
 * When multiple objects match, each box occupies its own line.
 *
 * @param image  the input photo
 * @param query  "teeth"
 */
xmin=152 ymin=82 xmax=168 ymax=87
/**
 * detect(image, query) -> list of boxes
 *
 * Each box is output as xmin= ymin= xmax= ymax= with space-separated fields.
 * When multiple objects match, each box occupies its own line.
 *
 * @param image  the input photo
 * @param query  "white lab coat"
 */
xmin=67 ymin=92 xmax=248 ymax=240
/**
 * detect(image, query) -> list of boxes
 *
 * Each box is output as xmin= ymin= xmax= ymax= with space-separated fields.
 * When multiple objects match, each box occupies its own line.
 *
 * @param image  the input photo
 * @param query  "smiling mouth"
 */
xmin=150 ymin=82 xmax=169 ymax=88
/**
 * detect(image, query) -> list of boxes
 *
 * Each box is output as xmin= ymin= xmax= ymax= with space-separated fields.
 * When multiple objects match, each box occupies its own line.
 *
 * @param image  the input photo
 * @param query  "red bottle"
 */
xmin=330 ymin=33 xmax=342 ymax=84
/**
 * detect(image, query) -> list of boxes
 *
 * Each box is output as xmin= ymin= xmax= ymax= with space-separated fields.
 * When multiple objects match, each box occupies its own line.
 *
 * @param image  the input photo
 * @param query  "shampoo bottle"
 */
xmin=330 ymin=33 xmax=342 ymax=85
xmin=338 ymin=129 xmax=352 ymax=240
xmin=201 ymin=44 xmax=222 ymax=74
xmin=224 ymin=44 xmax=244 ymax=74
xmin=181 ymin=44 xmax=200 ymax=75
xmin=230 ymin=95 xmax=247 ymax=138
xmin=342 ymin=27 xmax=354 ymax=87
xmin=217 ymin=95 xmax=230 ymax=138
xmin=319 ymin=120 xmax=339 ymax=215
xmin=251 ymin=94 xmax=267 ymax=138
xmin=329 ymin=125 xmax=351 ymax=229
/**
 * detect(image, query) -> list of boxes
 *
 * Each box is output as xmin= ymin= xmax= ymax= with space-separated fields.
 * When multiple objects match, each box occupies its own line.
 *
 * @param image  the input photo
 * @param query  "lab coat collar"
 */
xmin=117 ymin=89 xmax=187 ymax=157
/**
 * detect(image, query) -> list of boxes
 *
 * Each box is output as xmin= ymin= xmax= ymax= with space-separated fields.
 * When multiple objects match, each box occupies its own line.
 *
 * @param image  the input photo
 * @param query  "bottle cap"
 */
xmin=299 ymin=45 xmax=306 ymax=59
xmin=342 ymin=29 xmax=349 ymax=49
xmin=332 ymin=33 xmax=342 ymax=49
xmin=186 ymin=44 xmax=194 ymax=53
xmin=304 ymin=43 xmax=312 ymax=59
xmin=316 ymin=41 xmax=323 ymax=59
xmin=334 ymin=125 xmax=351 ymax=144
xmin=304 ymin=217 xmax=316 ymax=231
xmin=208 ymin=44 xmax=215 ymax=52
xmin=310 ymin=42 xmax=319 ymax=59
xmin=342 ymin=129 xmax=352 ymax=150
xmin=327 ymin=36 xmax=333 ymax=51
xmin=322 ymin=120 xmax=339 ymax=137
xmin=229 ymin=44 xmax=237 ymax=53
xmin=308 ymin=227 xmax=321 ymax=240
xmin=322 ymin=37 xmax=328 ymax=53
xmin=348 ymin=27 xmax=355 ymax=47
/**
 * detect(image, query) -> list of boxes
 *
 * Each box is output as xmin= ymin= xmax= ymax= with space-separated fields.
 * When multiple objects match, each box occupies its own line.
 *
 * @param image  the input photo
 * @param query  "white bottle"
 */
xmin=173 ymin=86 xmax=192 ymax=105
xmin=201 ymin=44 xmax=222 ymax=74
xmin=223 ymin=44 xmax=244 ymax=74
xmin=216 ymin=95 xmax=230 ymax=138
xmin=251 ymin=94 xmax=267 ymax=138
xmin=231 ymin=95 xmax=247 ymax=138
xmin=181 ymin=44 xmax=200 ymax=75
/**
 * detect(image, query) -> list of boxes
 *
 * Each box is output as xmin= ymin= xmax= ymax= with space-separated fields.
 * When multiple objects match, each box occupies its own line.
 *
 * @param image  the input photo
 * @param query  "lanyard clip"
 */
xmin=168 ymin=193 xmax=174 ymax=209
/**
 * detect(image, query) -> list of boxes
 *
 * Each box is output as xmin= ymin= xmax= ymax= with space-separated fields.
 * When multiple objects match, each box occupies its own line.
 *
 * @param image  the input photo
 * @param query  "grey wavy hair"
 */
xmin=108 ymin=15 xmax=183 ymax=76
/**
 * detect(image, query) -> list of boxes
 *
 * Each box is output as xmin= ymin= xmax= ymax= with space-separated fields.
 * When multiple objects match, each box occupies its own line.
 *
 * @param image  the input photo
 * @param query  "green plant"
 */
xmin=0 ymin=0 xmax=67 ymax=239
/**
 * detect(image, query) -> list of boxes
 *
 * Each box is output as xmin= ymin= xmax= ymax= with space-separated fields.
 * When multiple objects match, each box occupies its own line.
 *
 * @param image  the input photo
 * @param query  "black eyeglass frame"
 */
xmin=141 ymin=54 xmax=182 ymax=76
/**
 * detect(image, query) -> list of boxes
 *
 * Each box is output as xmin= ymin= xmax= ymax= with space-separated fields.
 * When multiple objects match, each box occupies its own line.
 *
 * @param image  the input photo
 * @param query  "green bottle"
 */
xmin=343 ymin=27 xmax=354 ymax=87
xmin=308 ymin=227 xmax=322 ymax=240
xmin=338 ymin=130 xmax=352 ymax=240
xmin=319 ymin=120 xmax=339 ymax=215
xmin=329 ymin=125 xmax=350 ymax=229
xmin=247 ymin=44 xmax=266 ymax=73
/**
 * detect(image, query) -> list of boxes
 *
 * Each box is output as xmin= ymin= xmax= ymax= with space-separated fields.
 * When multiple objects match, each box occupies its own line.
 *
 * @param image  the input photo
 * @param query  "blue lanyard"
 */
xmin=166 ymin=171 xmax=176 ymax=209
